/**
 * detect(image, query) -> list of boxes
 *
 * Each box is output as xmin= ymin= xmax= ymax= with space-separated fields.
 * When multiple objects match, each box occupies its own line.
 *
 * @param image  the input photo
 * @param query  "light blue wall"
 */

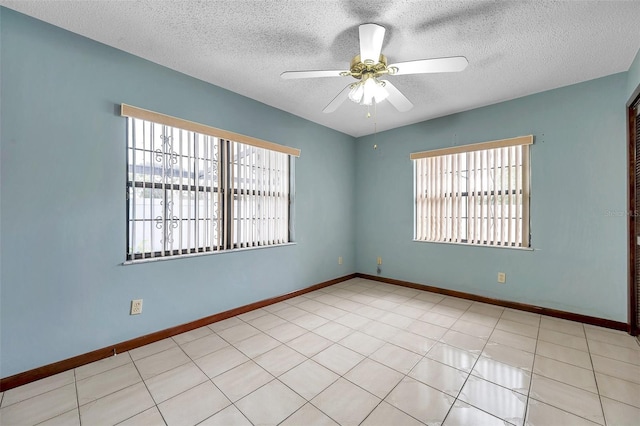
xmin=627 ymin=48 xmax=640 ymax=100
xmin=0 ymin=9 xmax=356 ymax=377
xmin=355 ymin=73 xmax=628 ymax=322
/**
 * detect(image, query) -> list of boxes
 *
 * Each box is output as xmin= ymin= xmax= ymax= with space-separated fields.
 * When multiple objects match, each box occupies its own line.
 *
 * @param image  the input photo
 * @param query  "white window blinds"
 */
xmin=412 ymin=136 xmax=532 ymax=248
xmin=123 ymin=104 xmax=299 ymax=261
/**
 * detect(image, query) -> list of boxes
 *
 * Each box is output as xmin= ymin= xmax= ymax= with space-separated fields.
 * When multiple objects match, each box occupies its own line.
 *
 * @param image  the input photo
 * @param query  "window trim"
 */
xmin=411 ymin=135 xmax=533 ymax=249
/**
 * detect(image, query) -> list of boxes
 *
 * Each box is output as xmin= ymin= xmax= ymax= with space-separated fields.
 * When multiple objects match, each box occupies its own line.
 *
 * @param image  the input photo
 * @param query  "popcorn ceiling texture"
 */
xmin=2 ymin=0 xmax=639 ymax=136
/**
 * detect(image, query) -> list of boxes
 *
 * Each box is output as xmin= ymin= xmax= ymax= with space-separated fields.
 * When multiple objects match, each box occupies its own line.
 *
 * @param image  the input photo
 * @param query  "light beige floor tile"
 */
xmin=489 ymin=329 xmax=537 ymax=353
xmin=495 ymin=318 xmax=539 ymax=339
xmin=280 ymin=359 xmax=339 ymax=400
xmin=171 ymin=326 xmax=212 ymax=345
xmin=443 ymin=400 xmax=509 ymax=426
xmin=208 ymin=316 xmax=244 ymax=332
xmin=80 ymin=382 xmax=154 ymax=426
xmin=359 ymin=321 xmax=400 ymax=340
xmin=482 ymin=342 xmax=535 ymax=371
xmin=414 ymin=291 xmax=445 ymax=304
xmin=236 ymin=379 xmax=306 ymax=425
xmin=440 ymin=329 xmax=487 ymax=353
xmin=144 ymin=361 xmax=208 ymax=404
xmin=468 ymin=302 xmax=505 ymax=318
xmin=296 ymin=298 xmax=328 ymax=313
xmin=37 ymin=409 xmax=80 ymax=426
xmin=525 ymin=399 xmax=599 ymax=426
xmin=458 ymin=376 xmax=527 ymax=425
xmin=368 ymin=299 xmax=400 ymax=311
xmin=458 ymin=311 xmax=499 ymax=328
xmin=199 ymin=405 xmax=252 ymax=426
xmin=281 ymin=403 xmax=339 ymax=426
xmin=134 ymin=346 xmax=191 ymax=380
xmin=535 ymin=340 xmax=591 ymax=370
xmin=355 ymin=305 xmax=387 ymax=320
xmin=370 ymin=343 xmax=423 ymax=374
xmin=396 ymin=304 xmax=428 ymax=319
xmin=407 ymin=319 xmax=448 ymax=340
xmin=420 ymin=312 xmax=458 ymax=328
xmin=311 ymin=378 xmax=380 ymax=426
xmin=254 ymin=344 xmax=307 ymax=377
xmin=471 ymin=356 xmax=531 ymax=395
xmin=361 ymin=401 xmax=423 ymax=426
xmin=275 ymin=306 xmax=309 ymax=321
xmin=501 ymin=309 xmax=541 ymax=327
xmin=314 ymin=321 xmax=353 ymax=341
xmin=237 ymin=308 xmax=269 ymax=321
xmin=379 ymin=312 xmax=414 ymax=328
xmin=339 ymin=331 xmax=385 ymax=356
xmin=216 ymin=323 xmax=261 ymax=344
xmin=538 ymin=328 xmax=589 ymax=352
xmin=591 ymin=354 xmax=640 ymax=384
xmin=287 ymin=332 xmax=333 ymax=357
xmin=595 ymin=372 xmax=640 ymax=408
xmin=440 ymin=297 xmax=473 ymax=311
xmin=313 ymin=305 xmax=349 ymax=320
xmin=77 ymin=362 xmax=142 ymax=405
xmin=265 ymin=322 xmax=308 ymax=343
xmin=533 ymin=355 xmax=597 ymax=393
xmin=295 ymin=312 xmax=330 ymax=330
xmin=540 ymin=317 xmax=584 ymax=338
xmin=129 ymin=338 xmax=177 ymax=361
xmin=0 ymin=383 xmax=77 ymax=425
xmin=344 ymin=358 xmax=404 ymax=399
xmin=529 ymin=374 xmax=604 ymax=424
xmin=451 ymin=319 xmax=495 ymax=339
xmin=385 ymin=377 xmax=454 ymax=425
xmin=247 ymin=312 xmax=288 ymax=331
xmin=431 ymin=304 xmax=466 ymax=319
xmin=212 ymin=361 xmax=273 ymax=402
xmin=194 ymin=346 xmax=249 ymax=378
xmin=588 ymin=340 xmax=640 ymax=366
xmin=601 ymin=397 xmax=640 ymax=426
xmin=409 ymin=357 xmax=468 ymax=397
xmin=233 ymin=332 xmax=281 ymax=358
xmin=312 ymin=344 xmax=365 ymax=375
xmin=118 ymin=406 xmax=166 ymax=426
xmin=388 ymin=330 xmax=436 ymax=355
xmin=585 ymin=328 xmax=640 ymax=350
xmin=1 ymin=370 xmax=75 ymax=407
xmin=75 ymin=353 xmax=132 ymax=381
xmin=157 ymin=380 xmax=230 ymax=426
xmin=179 ymin=333 xmax=228 ymax=359
xmin=334 ymin=312 xmax=371 ymax=330
xmin=426 ymin=342 xmax=479 ymax=373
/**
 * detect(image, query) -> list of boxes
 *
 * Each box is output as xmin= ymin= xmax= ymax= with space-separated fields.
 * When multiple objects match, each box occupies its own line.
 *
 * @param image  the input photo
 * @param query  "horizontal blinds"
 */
xmin=121 ymin=104 xmax=301 ymax=157
xmin=414 ymin=137 xmax=531 ymax=248
xmin=410 ymin=135 xmax=532 ymax=160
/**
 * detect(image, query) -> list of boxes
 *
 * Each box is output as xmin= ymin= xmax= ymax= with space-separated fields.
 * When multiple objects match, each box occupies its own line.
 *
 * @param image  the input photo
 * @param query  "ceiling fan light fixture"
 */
xmin=348 ymin=76 xmax=388 ymax=106
xmin=348 ymin=82 xmax=365 ymax=104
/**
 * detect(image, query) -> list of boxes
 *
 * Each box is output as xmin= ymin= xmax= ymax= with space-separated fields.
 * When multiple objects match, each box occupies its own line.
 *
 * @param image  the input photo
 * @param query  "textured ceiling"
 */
xmin=2 ymin=0 xmax=640 ymax=137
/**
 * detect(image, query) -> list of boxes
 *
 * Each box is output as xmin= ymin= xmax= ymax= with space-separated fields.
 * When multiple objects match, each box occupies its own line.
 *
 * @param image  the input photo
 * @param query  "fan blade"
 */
xmin=380 ymin=80 xmax=413 ymax=112
xmin=359 ymin=23 xmax=385 ymax=63
xmin=389 ymin=56 xmax=468 ymax=75
xmin=323 ymin=84 xmax=352 ymax=113
xmin=281 ymin=70 xmax=347 ymax=79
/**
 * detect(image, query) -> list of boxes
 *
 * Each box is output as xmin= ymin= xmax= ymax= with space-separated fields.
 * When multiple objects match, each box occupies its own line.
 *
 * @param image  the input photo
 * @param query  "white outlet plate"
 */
xmin=497 ymin=273 xmax=506 ymax=284
xmin=377 ymin=257 xmax=382 ymax=265
xmin=131 ymin=299 xmax=143 ymax=315
xmin=338 ymin=256 xmax=343 ymax=265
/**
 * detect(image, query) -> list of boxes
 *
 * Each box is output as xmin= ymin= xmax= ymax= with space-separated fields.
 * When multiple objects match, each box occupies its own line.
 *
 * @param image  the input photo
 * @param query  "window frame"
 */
xmin=411 ymin=135 xmax=532 ymax=249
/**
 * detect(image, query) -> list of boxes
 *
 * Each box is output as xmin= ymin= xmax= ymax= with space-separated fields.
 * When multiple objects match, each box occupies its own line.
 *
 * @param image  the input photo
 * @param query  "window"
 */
xmin=123 ymin=104 xmax=299 ymax=261
xmin=412 ymin=136 xmax=532 ymax=248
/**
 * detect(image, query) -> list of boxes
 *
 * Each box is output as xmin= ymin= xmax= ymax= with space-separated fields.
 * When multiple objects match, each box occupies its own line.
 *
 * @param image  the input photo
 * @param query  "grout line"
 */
xmin=585 ymin=323 xmax=609 ymax=426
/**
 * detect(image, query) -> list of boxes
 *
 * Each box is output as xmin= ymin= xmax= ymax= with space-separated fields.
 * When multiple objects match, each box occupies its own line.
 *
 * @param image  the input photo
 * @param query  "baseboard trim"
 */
xmin=356 ymin=273 xmax=628 ymax=331
xmin=0 ymin=273 xmax=356 ymax=392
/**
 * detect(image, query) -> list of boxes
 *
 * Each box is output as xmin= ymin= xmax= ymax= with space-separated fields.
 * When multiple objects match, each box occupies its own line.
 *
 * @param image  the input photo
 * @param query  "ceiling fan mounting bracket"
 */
xmin=349 ymin=54 xmax=390 ymax=80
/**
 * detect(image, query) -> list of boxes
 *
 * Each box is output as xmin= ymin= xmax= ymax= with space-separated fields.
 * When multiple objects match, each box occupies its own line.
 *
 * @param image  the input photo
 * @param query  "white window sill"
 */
xmin=412 ymin=239 xmax=534 ymax=251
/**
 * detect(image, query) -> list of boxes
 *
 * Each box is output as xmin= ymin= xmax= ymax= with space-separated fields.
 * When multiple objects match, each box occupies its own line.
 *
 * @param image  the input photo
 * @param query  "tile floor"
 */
xmin=1 ymin=278 xmax=639 ymax=425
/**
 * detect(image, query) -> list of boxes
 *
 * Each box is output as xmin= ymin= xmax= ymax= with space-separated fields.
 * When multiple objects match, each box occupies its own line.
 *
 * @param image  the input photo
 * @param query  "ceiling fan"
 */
xmin=281 ymin=23 xmax=468 ymax=113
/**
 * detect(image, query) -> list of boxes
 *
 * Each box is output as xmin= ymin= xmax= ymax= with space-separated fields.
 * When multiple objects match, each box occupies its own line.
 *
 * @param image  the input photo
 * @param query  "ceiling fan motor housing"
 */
xmin=348 ymin=54 xmax=395 ymax=80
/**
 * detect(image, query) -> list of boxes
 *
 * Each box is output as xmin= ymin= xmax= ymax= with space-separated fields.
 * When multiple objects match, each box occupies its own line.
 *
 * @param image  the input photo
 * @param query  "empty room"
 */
xmin=1 ymin=1 xmax=640 ymax=425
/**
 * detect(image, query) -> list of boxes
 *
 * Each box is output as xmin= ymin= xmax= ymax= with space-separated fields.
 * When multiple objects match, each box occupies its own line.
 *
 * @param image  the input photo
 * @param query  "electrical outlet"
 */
xmin=377 ymin=257 xmax=382 ymax=265
xmin=497 ymin=272 xmax=506 ymax=284
xmin=338 ymin=256 xmax=343 ymax=265
xmin=130 ymin=299 xmax=143 ymax=315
